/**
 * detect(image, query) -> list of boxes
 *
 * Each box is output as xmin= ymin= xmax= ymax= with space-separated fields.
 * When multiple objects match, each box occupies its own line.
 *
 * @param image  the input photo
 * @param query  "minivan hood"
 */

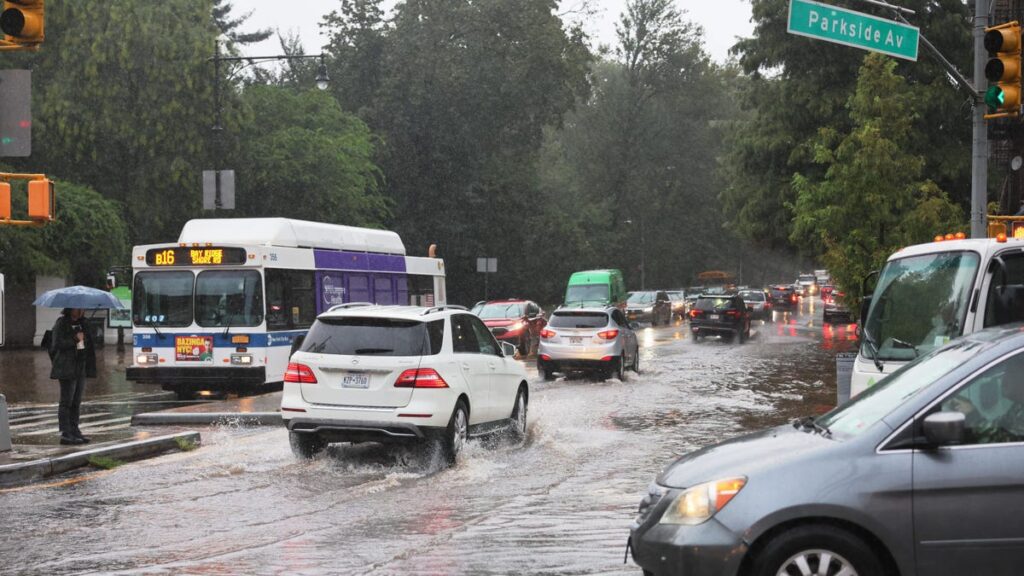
xmin=657 ymin=425 xmax=831 ymax=489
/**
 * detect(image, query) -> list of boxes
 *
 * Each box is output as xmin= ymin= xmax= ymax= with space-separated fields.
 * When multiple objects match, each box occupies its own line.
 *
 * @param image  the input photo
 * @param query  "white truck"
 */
xmin=852 ymin=235 xmax=1024 ymax=396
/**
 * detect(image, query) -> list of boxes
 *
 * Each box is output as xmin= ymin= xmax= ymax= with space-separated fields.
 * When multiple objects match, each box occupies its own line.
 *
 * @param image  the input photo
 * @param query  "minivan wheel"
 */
xmin=289 ymin=431 xmax=327 ymax=459
xmin=750 ymin=524 xmax=884 ymax=576
xmin=439 ymin=401 xmax=469 ymax=465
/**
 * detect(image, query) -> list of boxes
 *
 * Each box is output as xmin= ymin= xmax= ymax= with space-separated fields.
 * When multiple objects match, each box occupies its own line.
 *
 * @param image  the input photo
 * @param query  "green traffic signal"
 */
xmin=986 ymin=85 xmax=1006 ymax=112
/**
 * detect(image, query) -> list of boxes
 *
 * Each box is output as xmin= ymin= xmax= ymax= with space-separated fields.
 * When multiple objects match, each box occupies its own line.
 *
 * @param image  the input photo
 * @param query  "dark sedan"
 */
xmin=630 ymin=325 xmax=1024 ymax=576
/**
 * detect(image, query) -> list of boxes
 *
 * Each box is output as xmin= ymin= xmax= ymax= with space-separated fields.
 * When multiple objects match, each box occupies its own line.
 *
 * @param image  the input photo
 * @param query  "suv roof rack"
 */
xmin=327 ymin=302 xmax=375 ymax=313
xmin=421 ymin=304 xmax=468 ymax=316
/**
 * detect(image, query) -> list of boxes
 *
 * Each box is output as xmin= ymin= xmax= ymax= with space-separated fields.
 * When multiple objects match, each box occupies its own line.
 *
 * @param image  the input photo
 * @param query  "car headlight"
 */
xmin=643 ymin=306 xmax=653 ymax=313
xmin=509 ymin=321 xmax=524 ymax=331
xmin=659 ymin=477 xmax=746 ymax=525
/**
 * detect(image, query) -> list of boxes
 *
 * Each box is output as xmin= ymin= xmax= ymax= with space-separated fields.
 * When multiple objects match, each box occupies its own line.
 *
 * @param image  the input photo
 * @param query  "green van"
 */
xmin=564 ymin=269 xmax=627 ymax=308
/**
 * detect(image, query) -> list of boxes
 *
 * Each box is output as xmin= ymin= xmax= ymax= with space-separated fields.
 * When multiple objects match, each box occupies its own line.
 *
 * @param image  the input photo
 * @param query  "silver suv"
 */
xmin=537 ymin=306 xmax=640 ymax=380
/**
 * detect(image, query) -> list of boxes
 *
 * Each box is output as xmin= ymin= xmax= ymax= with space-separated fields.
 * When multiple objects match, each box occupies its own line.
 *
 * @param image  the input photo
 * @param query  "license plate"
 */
xmin=709 ymin=314 xmax=720 ymax=320
xmin=569 ymin=336 xmax=583 ymax=345
xmin=341 ymin=373 xmax=370 ymax=389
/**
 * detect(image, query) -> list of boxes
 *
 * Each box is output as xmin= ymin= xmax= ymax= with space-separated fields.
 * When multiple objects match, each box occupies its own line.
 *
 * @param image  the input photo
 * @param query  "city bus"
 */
xmin=126 ymin=218 xmax=447 ymax=399
xmin=852 ymin=231 xmax=1024 ymax=396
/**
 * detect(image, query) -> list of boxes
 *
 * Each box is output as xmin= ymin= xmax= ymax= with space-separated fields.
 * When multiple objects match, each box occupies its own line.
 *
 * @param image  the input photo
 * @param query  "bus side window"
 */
xmin=265 ymin=269 xmax=316 ymax=331
xmin=985 ymin=253 xmax=1024 ymax=328
xmin=374 ymin=275 xmax=394 ymax=305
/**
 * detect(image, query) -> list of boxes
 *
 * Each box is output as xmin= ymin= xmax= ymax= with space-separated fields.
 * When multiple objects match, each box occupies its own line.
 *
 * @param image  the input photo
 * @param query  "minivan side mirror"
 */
xmin=922 ymin=411 xmax=965 ymax=447
xmin=290 ymin=335 xmax=305 ymax=357
xmin=500 ymin=341 xmax=518 ymax=358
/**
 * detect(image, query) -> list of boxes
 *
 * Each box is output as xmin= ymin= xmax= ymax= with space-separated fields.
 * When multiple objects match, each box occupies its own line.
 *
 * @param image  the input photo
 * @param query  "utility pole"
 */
xmin=973 ymin=0 xmax=991 ymax=238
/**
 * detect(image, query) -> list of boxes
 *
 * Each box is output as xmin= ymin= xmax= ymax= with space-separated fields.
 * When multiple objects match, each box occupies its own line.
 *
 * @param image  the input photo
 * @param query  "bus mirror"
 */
xmin=290 ymin=335 xmax=305 ymax=357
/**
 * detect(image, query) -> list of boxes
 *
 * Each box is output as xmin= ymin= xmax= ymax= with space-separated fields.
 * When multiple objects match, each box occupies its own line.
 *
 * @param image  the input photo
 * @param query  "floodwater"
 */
xmin=1 ymin=298 xmax=855 ymax=575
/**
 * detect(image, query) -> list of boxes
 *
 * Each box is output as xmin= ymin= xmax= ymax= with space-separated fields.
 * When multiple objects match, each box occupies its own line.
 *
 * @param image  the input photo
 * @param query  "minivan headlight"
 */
xmin=659 ymin=477 xmax=746 ymax=525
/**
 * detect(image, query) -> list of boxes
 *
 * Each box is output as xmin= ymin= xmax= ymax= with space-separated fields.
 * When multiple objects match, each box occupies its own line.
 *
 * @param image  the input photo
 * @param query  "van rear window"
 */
xmin=301 ymin=317 xmax=443 ymax=356
xmin=549 ymin=312 xmax=608 ymax=328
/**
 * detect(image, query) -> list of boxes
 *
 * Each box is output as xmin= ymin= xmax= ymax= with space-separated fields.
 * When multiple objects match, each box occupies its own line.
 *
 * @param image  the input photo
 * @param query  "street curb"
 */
xmin=0 ymin=431 xmax=201 ymax=487
xmin=131 ymin=412 xmax=282 ymax=427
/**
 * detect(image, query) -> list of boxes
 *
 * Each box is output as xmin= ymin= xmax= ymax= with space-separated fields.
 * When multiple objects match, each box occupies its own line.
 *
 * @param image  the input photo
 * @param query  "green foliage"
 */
xmin=174 ymin=436 xmax=199 ymax=452
xmin=87 ymin=455 xmax=125 ymax=470
xmin=790 ymin=54 xmax=963 ymax=302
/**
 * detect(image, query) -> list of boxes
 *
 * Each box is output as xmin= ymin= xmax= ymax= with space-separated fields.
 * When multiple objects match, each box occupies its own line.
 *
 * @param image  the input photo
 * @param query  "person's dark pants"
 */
xmin=58 ymin=372 xmax=86 ymax=438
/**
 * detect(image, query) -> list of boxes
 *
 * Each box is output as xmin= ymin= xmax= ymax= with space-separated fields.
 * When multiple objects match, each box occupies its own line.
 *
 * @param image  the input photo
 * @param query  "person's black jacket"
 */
xmin=49 ymin=315 xmax=97 ymax=380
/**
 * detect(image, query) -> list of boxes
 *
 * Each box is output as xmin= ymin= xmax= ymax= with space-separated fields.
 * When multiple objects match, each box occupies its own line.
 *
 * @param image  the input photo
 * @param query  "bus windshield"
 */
xmin=195 ymin=270 xmax=264 ymax=327
xmin=861 ymin=251 xmax=980 ymax=362
xmin=133 ymin=271 xmax=194 ymax=327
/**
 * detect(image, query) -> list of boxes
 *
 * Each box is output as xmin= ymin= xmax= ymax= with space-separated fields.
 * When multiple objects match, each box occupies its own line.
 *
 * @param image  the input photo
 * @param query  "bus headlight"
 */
xmin=136 ymin=353 xmax=158 ymax=366
xmin=231 ymin=354 xmax=254 ymax=366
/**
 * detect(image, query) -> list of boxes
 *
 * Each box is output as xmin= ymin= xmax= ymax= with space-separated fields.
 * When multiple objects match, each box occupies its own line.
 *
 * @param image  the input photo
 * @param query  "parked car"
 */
xmin=538 ymin=306 xmax=640 ymax=381
xmin=626 ymin=290 xmax=672 ymax=325
xmin=769 ymin=285 xmax=798 ymax=310
xmin=666 ymin=290 xmax=687 ymax=318
xmin=470 ymin=299 xmax=546 ymax=356
xmin=629 ymin=325 xmax=1024 ymax=576
xmin=281 ymin=304 xmax=529 ymax=463
xmin=739 ymin=289 xmax=772 ymax=321
xmin=822 ymin=289 xmax=853 ymax=324
xmin=564 ymin=269 xmax=627 ymax=308
xmin=688 ymin=294 xmax=751 ymax=342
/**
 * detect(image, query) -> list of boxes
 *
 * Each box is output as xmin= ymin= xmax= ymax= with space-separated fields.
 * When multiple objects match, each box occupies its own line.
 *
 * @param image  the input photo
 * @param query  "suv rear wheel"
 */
xmin=440 ymin=400 xmax=469 ymax=465
xmin=289 ymin=431 xmax=327 ymax=459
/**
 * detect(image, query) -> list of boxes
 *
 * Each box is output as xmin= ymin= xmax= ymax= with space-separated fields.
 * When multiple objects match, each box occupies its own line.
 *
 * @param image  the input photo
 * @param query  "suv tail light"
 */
xmin=540 ymin=329 xmax=556 ymax=339
xmin=284 ymin=362 xmax=317 ymax=384
xmin=597 ymin=329 xmax=619 ymax=340
xmin=395 ymin=368 xmax=449 ymax=388
xmin=689 ymin=309 xmax=702 ymax=318
xmin=725 ymin=310 xmax=740 ymax=318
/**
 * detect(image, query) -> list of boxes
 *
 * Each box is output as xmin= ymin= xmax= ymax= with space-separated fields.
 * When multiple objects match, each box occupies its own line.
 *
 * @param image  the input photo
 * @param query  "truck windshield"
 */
xmin=566 ymin=284 xmax=609 ymax=303
xmin=133 ymin=271 xmax=194 ymax=327
xmin=861 ymin=251 xmax=980 ymax=362
xmin=195 ymin=270 xmax=264 ymax=328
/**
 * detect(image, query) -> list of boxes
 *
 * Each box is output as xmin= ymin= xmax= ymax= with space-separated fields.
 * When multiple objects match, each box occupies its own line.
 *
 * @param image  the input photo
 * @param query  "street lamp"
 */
xmin=624 ymin=216 xmax=646 ymax=290
xmin=208 ymin=41 xmax=330 ymax=209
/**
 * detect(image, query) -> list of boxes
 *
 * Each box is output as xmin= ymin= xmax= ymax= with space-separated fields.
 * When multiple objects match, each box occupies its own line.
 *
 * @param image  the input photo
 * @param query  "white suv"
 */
xmin=281 ymin=304 xmax=529 ymax=463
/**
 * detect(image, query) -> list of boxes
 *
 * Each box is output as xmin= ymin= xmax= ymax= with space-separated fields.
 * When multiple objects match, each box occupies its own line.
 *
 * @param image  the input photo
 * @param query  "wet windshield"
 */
xmin=473 ymin=303 xmax=524 ymax=319
xmin=566 ymin=284 xmax=609 ymax=303
xmin=862 ymin=251 xmax=980 ymax=362
xmin=195 ymin=270 xmax=264 ymax=327
xmin=695 ymin=297 xmax=735 ymax=311
xmin=740 ymin=291 xmax=764 ymax=301
xmin=302 ymin=317 xmax=440 ymax=356
xmin=627 ymin=292 xmax=654 ymax=304
xmin=133 ymin=271 xmax=194 ymax=327
xmin=819 ymin=339 xmax=982 ymax=439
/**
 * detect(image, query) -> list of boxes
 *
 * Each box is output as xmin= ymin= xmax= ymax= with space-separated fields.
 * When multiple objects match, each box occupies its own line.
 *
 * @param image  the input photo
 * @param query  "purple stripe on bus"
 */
xmin=313 ymin=250 xmax=407 ymax=272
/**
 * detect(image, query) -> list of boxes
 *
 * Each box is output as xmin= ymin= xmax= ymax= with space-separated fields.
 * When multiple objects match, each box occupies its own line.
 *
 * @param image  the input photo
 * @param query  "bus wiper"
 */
xmin=891 ymin=338 xmax=918 ymax=358
xmin=355 ymin=348 xmax=393 ymax=355
xmin=144 ymin=319 xmax=165 ymax=339
xmin=861 ymin=326 xmax=884 ymax=372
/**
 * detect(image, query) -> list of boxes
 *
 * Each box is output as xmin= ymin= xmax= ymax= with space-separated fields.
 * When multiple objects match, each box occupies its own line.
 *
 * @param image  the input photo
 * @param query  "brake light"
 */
xmin=540 ymin=329 xmax=556 ymax=339
xmin=791 ymin=294 xmax=798 ymax=302
xmin=395 ymin=368 xmax=449 ymax=388
xmin=725 ymin=310 xmax=740 ymax=318
xmin=597 ymin=329 xmax=619 ymax=340
xmin=284 ymin=362 xmax=317 ymax=384
xmin=689 ymin=309 xmax=702 ymax=318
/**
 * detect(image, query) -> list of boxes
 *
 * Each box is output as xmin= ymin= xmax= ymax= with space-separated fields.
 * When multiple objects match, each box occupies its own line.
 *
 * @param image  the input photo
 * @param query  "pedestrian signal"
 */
xmin=0 ymin=0 xmax=43 ymax=46
xmin=984 ymin=21 xmax=1022 ymax=119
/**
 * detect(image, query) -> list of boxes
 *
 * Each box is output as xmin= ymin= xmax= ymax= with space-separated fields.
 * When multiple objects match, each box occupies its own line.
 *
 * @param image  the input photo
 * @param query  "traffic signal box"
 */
xmin=0 ymin=174 xmax=53 ymax=226
xmin=984 ymin=21 xmax=1022 ymax=119
xmin=0 ymin=0 xmax=43 ymax=49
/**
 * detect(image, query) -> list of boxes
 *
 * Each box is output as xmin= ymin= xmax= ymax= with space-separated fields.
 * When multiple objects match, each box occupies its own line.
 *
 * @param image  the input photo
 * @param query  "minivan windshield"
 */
xmin=566 ymin=283 xmax=609 ymax=303
xmin=817 ymin=340 xmax=982 ymax=439
xmin=740 ymin=291 xmax=765 ymax=301
xmin=861 ymin=251 xmax=980 ymax=362
xmin=301 ymin=317 xmax=442 ymax=356
xmin=549 ymin=312 xmax=608 ymax=329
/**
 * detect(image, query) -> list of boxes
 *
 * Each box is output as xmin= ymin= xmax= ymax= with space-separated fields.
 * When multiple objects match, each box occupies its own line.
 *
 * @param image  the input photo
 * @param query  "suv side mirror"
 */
xmin=500 ymin=341 xmax=518 ymax=358
xmin=290 ymin=335 xmax=305 ymax=357
xmin=922 ymin=411 xmax=965 ymax=447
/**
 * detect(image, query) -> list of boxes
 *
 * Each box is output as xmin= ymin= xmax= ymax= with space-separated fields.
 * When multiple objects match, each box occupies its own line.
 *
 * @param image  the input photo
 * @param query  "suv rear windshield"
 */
xmin=740 ymin=291 xmax=765 ymax=301
xmin=696 ymin=297 xmax=737 ymax=311
xmin=549 ymin=312 xmax=609 ymax=329
xmin=301 ymin=317 xmax=444 ymax=356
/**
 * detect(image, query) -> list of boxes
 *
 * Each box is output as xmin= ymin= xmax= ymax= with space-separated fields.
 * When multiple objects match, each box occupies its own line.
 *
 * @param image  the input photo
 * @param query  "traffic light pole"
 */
xmin=972 ymin=0 xmax=990 ymax=239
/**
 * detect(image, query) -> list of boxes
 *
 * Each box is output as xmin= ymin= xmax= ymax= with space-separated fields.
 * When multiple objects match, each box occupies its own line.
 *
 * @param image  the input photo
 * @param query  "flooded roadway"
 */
xmin=1 ymin=299 xmax=857 ymax=575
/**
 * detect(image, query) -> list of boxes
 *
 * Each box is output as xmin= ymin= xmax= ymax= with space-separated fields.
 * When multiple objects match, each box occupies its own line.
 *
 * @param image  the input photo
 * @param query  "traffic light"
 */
xmin=0 ymin=0 xmax=43 ymax=46
xmin=27 ymin=177 xmax=52 ymax=221
xmin=984 ymin=21 xmax=1022 ymax=119
xmin=0 ymin=182 xmax=9 ymax=220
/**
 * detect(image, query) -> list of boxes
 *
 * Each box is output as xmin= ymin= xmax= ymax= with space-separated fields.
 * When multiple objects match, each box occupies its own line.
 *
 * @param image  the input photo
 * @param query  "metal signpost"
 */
xmin=476 ymin=257 xmax=497 ymax=301
xmin=787 ymin=0 xmax=920 ymax=61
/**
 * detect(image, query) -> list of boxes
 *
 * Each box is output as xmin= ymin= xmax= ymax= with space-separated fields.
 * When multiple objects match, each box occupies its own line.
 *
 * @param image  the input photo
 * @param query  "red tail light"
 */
xmin=540 ymin=329 xmax=556 ymax=339
xmin=725 ymin=310 xmax=740 ymax=318
xmin=597 ymin=329 xmax=619 ymax=340
xmin=791 ymin=294 xmax=798 ymax=302
xmin=540 ymin=354 xmax=551 ymax=361
xmin=395 ymin=368 xmax=448 ymax=388
xmin=689 ymin=309 xmax=702 ymax=318
xmin=284 ymin=362 xmax=317 ymax=384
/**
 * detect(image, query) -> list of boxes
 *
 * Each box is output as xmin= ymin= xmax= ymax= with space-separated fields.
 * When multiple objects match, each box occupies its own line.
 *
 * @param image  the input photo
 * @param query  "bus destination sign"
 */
xmin=146 ymin=247 xmax=247 ymax=267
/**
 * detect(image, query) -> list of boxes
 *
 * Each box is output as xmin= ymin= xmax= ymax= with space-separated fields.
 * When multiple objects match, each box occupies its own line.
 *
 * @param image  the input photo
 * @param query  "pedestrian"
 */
xmin=48 ymin=308 xmax=96 ymax=445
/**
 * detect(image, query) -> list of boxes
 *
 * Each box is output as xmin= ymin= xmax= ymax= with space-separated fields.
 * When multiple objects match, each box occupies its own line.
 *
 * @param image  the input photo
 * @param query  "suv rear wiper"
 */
xmin=355 ymin=348 xmax=393 ymax=355
xmin=861 ymin=326 xmax=884 ymax=372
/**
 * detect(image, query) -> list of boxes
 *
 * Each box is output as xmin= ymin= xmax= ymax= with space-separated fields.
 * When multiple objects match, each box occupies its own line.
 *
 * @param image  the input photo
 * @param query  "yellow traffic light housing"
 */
xmin=0 ymin=182 xmax=9 ymax=220
xmin=0 ymin=173 xmax=53 ymax=227
xmin=984 ymin=21 xmax=1022 ymax=119
xmin=0 ymin=0 xmax=42 ymax=49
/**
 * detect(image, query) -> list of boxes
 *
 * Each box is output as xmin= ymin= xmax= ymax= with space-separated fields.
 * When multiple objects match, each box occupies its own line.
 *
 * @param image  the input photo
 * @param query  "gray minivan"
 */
xmin=630 ymin=325 xmax=1024 ymax=576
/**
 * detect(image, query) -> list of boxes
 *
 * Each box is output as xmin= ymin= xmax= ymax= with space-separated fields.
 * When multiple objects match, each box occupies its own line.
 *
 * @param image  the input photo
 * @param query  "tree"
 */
xmin=213 ymin=0 xmax=273 ymax=46
xmin=790 ymin=53 xmax=963 ymax=301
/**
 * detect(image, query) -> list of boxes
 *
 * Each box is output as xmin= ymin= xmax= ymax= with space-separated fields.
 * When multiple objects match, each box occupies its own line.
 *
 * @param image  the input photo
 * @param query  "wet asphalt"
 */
xmin=0 ymin=297 xmax=857 ymax=575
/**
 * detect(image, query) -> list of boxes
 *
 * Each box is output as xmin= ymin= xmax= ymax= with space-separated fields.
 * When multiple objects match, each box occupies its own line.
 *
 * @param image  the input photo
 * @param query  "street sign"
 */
xmin=788 ymin=0 xmax=919 ymax=61
xmin=202 ymin=169 xmax=235 ymax=210
xmin=0 ymin=70 xmax=31 ymax=157
xmin=476 ymin=257 xmax=497 ymax=273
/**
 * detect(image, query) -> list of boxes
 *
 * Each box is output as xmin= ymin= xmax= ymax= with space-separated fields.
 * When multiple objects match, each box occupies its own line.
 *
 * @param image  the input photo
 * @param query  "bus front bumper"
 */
xmin=126 ymin=366 xmax=267 ymax=389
